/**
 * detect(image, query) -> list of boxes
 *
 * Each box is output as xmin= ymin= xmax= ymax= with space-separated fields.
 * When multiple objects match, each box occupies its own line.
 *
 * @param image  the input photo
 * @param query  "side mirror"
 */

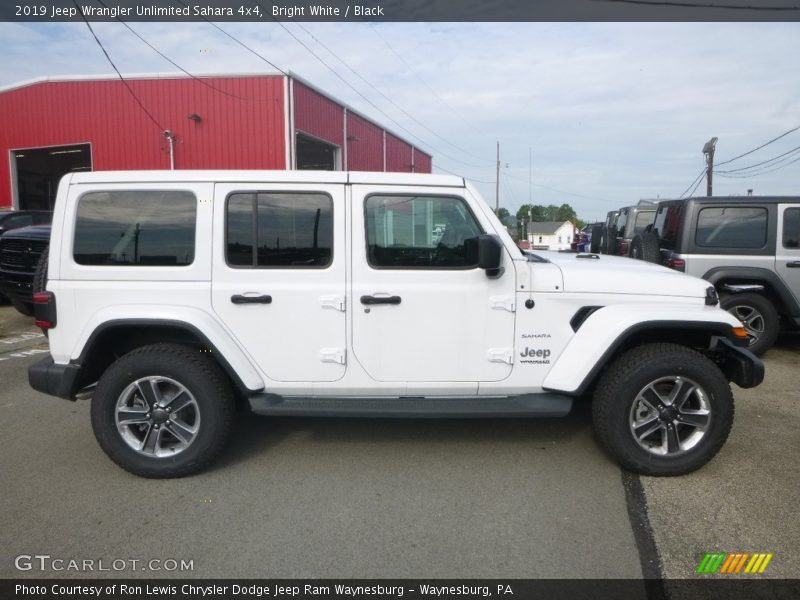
xmin=478 ymin=234 xmax=504 ymax=278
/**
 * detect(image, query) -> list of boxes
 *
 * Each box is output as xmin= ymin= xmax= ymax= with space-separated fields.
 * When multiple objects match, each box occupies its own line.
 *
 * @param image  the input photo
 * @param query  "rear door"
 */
xmin=776 ymin=203 xmax=800 ymax=306
xmin=211 ymin=183 xmax=346 ymax=383
xmin=350 ymin=185 xmax=516 ymax=387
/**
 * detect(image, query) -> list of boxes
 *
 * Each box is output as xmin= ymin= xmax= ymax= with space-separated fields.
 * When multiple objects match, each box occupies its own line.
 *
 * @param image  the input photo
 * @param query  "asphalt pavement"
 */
xmin=0 ymin=304 xmax=797 ymax=587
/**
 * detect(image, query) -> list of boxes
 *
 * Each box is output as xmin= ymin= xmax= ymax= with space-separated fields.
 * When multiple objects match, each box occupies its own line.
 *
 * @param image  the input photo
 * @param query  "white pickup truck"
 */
xmin=28 ymin=170 xmax=763 ymax=478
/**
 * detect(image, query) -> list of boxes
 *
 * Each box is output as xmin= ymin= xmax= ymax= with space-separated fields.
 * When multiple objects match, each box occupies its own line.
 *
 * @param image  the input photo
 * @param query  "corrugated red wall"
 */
xmin=293 ymin=82 xmax=344 ymax=150
xmin=345 ymin=112 xmax=383 ymax=171
xmin=0 ymin=75 xmax=433 ymax=207
xmin=0 ymin=76 xmax=286 ymax=207
xmin=386 ymin=133 xmax=413 ymax=173
xmin=415 ymin=150 xmax=432 ymax=173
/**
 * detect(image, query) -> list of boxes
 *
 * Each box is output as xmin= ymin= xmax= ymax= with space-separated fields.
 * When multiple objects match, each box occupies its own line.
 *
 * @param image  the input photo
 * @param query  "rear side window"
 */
xmin=226 ymin=192 xmax=332 ymax=268
xmin=784 ymin=208 xmax=800 ymax=248
xmin=653 ymin=204 xmax=684 ymax=250
xmin=74 ymin=191 xmax=196 ymax=266
xmin=695 ymin=207 xmax=767 ymax=249
xmin=633 ymin=210 xmax=655 ymax=235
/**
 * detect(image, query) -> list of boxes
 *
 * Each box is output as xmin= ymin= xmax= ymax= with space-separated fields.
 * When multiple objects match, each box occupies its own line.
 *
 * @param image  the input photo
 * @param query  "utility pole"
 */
xmin=703 ymin=137 xmax=718 ymax=196
xmin=495 ymin=141 xmax=500 ymax=214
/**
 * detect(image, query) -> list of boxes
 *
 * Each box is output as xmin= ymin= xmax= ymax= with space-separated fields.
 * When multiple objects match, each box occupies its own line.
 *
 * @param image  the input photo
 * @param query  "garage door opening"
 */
xmin=12 ymin=143 xmax=92 ymax=210
xmin=296 ymin=132 xmax=339 ymax=171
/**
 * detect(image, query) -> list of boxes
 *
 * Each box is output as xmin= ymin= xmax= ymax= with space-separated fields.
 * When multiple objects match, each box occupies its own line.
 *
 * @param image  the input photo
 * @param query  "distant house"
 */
xmin=526 ymin=221 xmax=575 ymax=251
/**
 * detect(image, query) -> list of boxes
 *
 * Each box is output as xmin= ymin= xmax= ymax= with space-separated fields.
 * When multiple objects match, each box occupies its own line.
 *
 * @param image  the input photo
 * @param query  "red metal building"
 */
xmin=0 ymin=73 xmax=432 ymax=209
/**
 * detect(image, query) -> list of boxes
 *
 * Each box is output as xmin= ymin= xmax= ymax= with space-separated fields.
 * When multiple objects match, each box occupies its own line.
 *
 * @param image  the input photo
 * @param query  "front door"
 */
xmin=212 ymin=183 xmax=346 ymax=383
xmin=350 ymin=186 xmax=516 ymax=386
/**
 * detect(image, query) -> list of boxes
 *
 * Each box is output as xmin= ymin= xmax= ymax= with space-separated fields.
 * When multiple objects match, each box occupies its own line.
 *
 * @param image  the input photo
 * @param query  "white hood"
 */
xmin=529 ymin=251 xmax=711 ymax=299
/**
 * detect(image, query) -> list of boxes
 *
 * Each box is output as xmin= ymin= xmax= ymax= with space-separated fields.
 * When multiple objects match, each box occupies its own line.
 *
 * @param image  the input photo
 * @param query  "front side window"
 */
xmin=695 ymin=207 xmax=767 ymax=249
xmin=783 ymin=208 xmax=800 ymax=248
xmin=226 ymin=192 xmax=332 ymax=268
xmin=74 ymin=191 xmax=196 ymax=266
xmin=366 ymin=195 xmax=483 ymax=268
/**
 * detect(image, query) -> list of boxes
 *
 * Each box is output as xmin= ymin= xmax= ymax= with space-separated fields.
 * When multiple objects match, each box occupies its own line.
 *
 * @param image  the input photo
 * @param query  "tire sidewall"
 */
xmin=91 ymin=349 xmax=228 ymax=477
xmin=598 ymin=351 xmax=733 ymax=474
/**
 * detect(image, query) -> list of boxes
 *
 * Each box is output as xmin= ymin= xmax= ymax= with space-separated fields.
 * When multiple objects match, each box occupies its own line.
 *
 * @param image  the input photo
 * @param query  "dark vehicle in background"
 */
xmin=595 ymin=210 xmax=620 ymax=254
xmin=615 ymin=202 xmax=657 ymax=257
xmin=0 ymin=210 xmax=51 ymax=236
xmin=0 ymin=224 xmax=51 ymax=315
xmin=637 ymin=196 xmax=800 ymax=355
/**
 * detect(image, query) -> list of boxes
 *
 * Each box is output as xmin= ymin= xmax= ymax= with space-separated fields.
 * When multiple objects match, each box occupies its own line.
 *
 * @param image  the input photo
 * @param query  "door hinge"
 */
xmin=320 ymin=295 xmax=346 ymax=312
xmin=487 ymin=348 xmax=513 ymax=365
xmin=319 ymin=348 xmax=346 ymax=365
xmin=489 ymin=295 xmax=516 ymax=312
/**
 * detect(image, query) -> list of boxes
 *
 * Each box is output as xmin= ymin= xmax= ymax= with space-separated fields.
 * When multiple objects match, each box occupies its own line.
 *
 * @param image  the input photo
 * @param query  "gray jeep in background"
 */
xmin=636 ymin=196 xmax=800 ymax=355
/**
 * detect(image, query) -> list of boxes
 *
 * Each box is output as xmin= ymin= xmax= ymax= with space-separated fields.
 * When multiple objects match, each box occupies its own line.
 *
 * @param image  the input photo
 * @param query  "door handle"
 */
xmin=231 ymin=294 xmax=272 ymax=304
xmin=787 ymin=261 xmax=800 ymax=268
xmin=360 ymin=295 xmax=401 ymax=305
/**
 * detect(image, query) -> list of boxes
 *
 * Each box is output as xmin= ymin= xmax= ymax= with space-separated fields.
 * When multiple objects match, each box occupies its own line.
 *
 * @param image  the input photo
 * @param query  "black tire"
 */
xmin=91 ymin=343 xmax=235 ymax=478
xmin=590 ymin=224 xmax=603 ymax=253
xmin=11 ymin=299 xmax=34 ymax=316
xmin=597 ymin=228 xmax=607 ymax=254
xmin=719 ymin=292 xmax=779 ymax=356
xmin=628 ymin=232 xmax=659 ymax=263
xmin=605 ymin=226 xmax=618 ymax=255
xmin=33 ymin=246 xmax=49 ymax=294
xmin=592 ymin=343 xmax=734 ymax=476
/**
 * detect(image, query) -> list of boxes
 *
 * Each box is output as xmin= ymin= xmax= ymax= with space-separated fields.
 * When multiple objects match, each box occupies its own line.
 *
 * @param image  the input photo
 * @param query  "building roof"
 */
xmin=0 ymin=71 xmax=432 ymax=160
xmin=528 ymin=221 xmax=572 ymax=235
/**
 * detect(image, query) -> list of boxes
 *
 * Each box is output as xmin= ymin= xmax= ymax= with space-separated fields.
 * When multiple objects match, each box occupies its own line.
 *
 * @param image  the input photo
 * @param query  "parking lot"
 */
xmin=0 ymin=304 xmax=797 ymax=586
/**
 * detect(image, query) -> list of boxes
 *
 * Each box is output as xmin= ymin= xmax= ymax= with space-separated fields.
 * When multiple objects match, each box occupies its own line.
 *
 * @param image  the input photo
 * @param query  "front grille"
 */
xmin=0 ymin=239 xmax=47 ymax=271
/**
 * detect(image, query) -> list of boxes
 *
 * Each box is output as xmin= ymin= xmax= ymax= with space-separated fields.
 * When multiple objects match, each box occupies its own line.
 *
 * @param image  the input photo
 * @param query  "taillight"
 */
xmin=33 ymin=291 xmax=57 ymax=329
xmin=667 ymin=258 xmax=686 ymax=272
xmin=618 ymin=240 xmax=629 ymax=255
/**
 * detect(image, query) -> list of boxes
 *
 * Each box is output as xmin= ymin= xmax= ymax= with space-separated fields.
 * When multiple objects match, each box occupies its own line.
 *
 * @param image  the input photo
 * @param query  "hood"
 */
xmin=1 ymin=224 xmax=52 ymax=240
xmin=528 ymin=251 xmax=710 ymax=298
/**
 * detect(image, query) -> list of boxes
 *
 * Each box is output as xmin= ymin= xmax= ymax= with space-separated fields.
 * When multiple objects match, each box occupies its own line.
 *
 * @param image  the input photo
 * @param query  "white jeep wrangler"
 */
xmin=29 ymin=171 xmax=763 ymax=478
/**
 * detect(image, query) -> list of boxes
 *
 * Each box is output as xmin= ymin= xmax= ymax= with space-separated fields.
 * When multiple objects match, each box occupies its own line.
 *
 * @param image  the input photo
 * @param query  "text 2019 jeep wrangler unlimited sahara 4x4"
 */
xmin=29 ymin=171 xmax=763 ymax=478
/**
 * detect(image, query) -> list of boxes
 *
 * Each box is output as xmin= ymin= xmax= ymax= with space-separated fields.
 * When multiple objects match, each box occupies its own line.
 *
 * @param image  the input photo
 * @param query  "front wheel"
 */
xmin=592 ymin=343 xmax=734 ymax=476
xmin=91 ymin=343 xmax=235 ymax=478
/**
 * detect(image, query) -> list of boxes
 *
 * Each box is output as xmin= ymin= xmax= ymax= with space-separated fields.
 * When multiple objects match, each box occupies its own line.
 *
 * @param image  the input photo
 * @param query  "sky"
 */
xmin=1 ymin=20 xmax=799 ymax=221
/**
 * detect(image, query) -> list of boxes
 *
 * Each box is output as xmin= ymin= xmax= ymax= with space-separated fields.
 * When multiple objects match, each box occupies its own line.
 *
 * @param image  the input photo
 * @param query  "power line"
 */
xmin=685 ymin=170 xmax=707 ymax=197
xmin=679 ymin=168 xmax=707 ymax=198
xmin=72 ymin=0 xmax=164 ymax=131
xmin=175 ymin=0 xmax=288 ymax=76
xmin=294 ymin=23 xmax=495 ymax=165
xmin=716 ymin=152 xmax=800 ymax=178
xmin=715 ymin=124 xmax=800 ymax=166
xmin=368 ymin=24 xmax=498 ymax=154
xmin=94 ymin=0 xmax=274 ymax=103
xmin=715 ymin=144 xmax=800 ymax=173
xmin=503 ymin=171 xmax=618 ymax=205
xmin=252 ymin=4 xmax=490 ymax=170
xmin=589 ymin=0 xmax=800 ymax=10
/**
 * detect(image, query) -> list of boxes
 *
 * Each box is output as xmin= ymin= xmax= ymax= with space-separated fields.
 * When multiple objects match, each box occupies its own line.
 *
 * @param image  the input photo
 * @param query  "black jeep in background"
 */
xmin=0 ymin=224 xmax=51 ymax=315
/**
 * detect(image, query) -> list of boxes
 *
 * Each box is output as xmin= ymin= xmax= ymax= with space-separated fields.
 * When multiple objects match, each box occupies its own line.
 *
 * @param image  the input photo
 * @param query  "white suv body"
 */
xmin=30 ymin=171 xmax=763 ymax=477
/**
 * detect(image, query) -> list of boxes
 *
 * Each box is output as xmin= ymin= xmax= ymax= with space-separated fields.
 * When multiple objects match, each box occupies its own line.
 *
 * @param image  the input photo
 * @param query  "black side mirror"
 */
xmin=478 ymin=234 xmax=504 ymax=278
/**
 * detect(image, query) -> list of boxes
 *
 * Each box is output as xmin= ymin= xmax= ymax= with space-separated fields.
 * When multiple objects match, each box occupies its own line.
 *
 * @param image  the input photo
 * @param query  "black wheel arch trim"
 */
xmin=703 ymin=266 xmax=800 ymax=317
xmin=64 ymin=319 xmax=257 ymax=399
xmin=545 ymin=320 xmax=754 ymax=397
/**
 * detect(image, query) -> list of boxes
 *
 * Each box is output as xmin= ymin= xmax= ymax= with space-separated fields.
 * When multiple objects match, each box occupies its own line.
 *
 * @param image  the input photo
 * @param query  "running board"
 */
xmin=247 ymin=393 xmax=572 ymax=418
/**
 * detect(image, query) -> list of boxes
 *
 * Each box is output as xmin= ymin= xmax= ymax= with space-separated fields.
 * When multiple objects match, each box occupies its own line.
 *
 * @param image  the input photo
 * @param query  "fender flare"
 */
xmin=542 ymin=304 xmax=742 ymax=396
xmin=703 ymin=266 xmax=800 ymax=317
xmin=72 ymin=308 xmax=264 ymax=393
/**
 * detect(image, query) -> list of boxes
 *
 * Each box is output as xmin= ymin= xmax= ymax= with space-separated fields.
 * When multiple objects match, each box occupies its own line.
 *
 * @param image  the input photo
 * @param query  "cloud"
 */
xmin=1 ymin=20 xmax=798 ymax=218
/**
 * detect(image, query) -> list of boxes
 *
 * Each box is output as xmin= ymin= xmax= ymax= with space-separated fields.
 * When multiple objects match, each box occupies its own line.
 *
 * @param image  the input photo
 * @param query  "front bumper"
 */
xmin=711 ymin=337 xmax=765 ymax=389
xmin=28 ymin=356 xmax=82 ymax=400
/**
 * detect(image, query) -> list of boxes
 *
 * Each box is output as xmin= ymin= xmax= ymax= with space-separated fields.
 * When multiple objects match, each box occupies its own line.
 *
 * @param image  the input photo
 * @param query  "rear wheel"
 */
xmin=33 ymin=246 xmax=49 ymax=294
xmin=719 ymin=292 xmax=779 ymax=356
xmin=91 ymin=343 xmax=235 ymax=478
xmin=604 ymin=226 xmax=618 ymax=254
xmin=592 ymin=343 xmax=734 ymax=476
